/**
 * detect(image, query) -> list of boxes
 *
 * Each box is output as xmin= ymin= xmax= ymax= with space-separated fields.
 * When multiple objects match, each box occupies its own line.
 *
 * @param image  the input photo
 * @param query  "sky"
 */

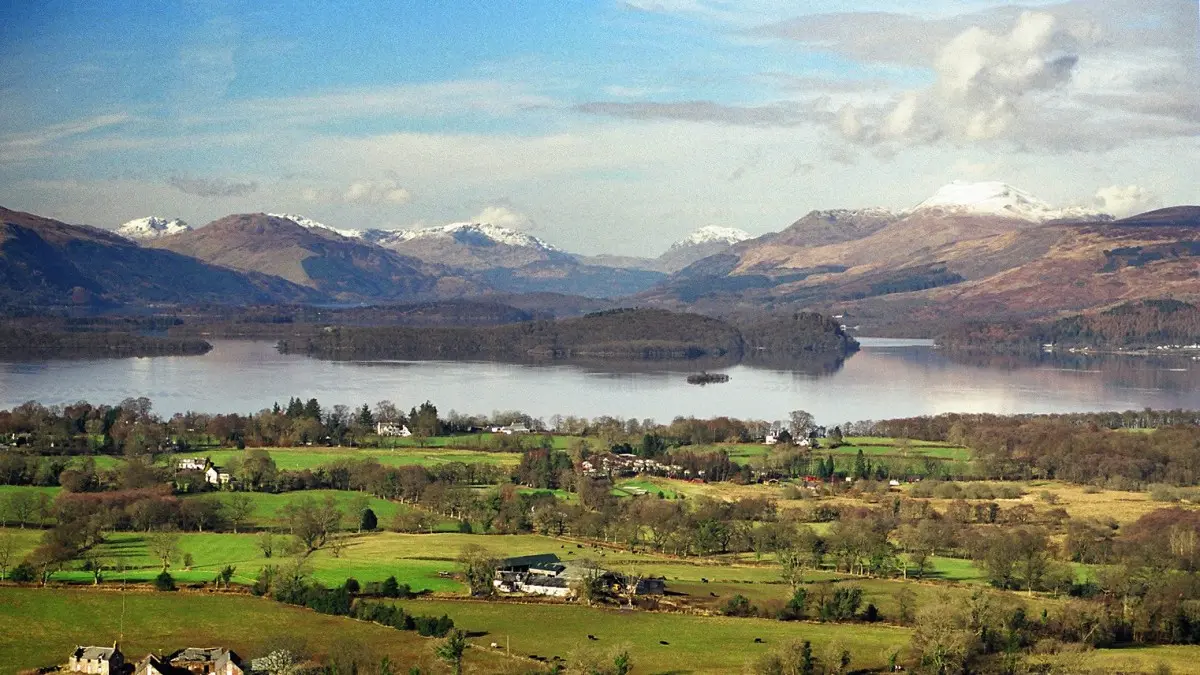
xmin=0 ymin=0 xmax=1196 ymax=256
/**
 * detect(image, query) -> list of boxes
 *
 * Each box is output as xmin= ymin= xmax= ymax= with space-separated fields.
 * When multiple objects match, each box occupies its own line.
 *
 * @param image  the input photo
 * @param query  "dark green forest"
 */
xmin=278 ymin=308 xmax=858 ymax=362
xmin=938 ymin=299 xmax=1200 ymax=351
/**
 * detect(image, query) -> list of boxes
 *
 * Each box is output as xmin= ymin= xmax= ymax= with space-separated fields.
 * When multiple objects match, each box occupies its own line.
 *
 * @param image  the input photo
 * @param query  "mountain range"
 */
xmin=645 ymin=183 xmax=1198 ymax=333
xmin=5 ymin=180 xmax=1197 ymax=334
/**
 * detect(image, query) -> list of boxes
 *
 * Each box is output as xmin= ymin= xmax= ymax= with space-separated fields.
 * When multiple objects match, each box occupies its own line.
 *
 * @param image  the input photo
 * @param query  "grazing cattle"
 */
xmin=659 ymin=641 xmax=669 ymax=646
xmin=701 ymin=578 xmax=709 ymax=583
xmin=754 ymin=638 xmax=764 ymax=644
xmin=587 ymin=635 xmax=598 ymax=641
xmin=709 ymin=592 xmax=717 ymax=597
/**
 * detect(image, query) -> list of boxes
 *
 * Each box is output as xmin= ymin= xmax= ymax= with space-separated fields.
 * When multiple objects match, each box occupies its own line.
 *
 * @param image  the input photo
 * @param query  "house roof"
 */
xmin=529 ymin=563 xmax=567 ymax=575
xmin=497 ymin=553 xmax=561 ymax=569
xmin=523 ymin=576 xmax=570 ymax=589
xmin=73 ymin=645 xmax=119 ymax=661
xmin=169 ymin=647 xmax=238 ymax=664
xmin=133 ymin=654 xmax=188 ymax=675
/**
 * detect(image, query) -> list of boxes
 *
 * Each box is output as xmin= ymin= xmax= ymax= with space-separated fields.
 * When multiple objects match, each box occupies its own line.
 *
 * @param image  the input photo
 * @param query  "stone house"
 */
xmin=68 ymin=644 xmax=124 ymax=674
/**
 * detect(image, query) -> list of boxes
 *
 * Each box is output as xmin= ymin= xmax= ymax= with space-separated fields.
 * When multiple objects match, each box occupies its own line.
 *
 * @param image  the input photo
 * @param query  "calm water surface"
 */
xmin=1 ymin=339 xmax=1198 ymax=423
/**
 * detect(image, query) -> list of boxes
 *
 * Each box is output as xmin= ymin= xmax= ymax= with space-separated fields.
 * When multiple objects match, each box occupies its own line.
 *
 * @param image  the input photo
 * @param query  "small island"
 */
xmin=687 ymin=371 xmax=730 ymax=385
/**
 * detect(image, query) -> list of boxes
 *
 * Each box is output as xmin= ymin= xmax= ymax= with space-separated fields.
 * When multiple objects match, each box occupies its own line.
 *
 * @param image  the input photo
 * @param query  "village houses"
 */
xmin=175 ymin=458 xmax=231 ymax=488
xmin=67 ymin=645 xmax=242 ymax=675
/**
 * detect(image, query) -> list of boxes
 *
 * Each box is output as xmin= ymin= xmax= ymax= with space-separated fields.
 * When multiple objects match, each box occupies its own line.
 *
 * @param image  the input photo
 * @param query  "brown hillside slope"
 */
xmin=0 ymin=206 xmax=321 ymax=307
xmin=149 ymin=213 xmax=466 ymax=300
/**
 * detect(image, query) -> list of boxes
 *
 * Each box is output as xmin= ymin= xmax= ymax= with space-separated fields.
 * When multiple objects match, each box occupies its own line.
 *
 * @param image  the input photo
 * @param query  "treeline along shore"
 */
xmin=276 ymin=308 xmax=859 ymax=362
xmin=938 ymin=299 xmax=1200 ymax=353
xmin=0 ymin=324 xmax=211 ymax=359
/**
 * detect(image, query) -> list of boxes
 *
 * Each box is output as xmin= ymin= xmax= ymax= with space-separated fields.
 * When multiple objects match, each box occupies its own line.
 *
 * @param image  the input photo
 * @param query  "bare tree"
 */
xmin=6 ymin=492 xmax=36 ymax=528
xmin=0 ymin=531 xmax=16 ymax=580
xmin=146 ymin=530 xmax=182 ymax=571
xmin=223 ymin=493 xmax=255 ymax=534
xmin=258 ymin=531 xmax=276 ymax=558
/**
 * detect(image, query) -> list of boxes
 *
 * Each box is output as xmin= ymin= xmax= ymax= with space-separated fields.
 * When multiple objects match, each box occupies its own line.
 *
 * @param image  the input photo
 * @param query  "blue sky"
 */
xmin=1 ymin=0 xmax=1196 ymax=254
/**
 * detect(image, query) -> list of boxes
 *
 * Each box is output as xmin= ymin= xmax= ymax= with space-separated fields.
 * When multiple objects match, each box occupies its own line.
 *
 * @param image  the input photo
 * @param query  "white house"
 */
xmin=176 ymin=457 xmax=208 ymax=472
xmin=204 ymin=466 xmax=232 ymax=487
xmin=376 ymin=422 xmax=412 ymax=437
xmin=498 ymin=423 xmax=530 ymax=435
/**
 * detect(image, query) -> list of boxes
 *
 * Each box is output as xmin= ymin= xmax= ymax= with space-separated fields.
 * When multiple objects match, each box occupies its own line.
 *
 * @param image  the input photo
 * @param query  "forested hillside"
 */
xmin=939 ymin=300 xmax=1200 ymax=351
xmin=0 ymin=325 xmax=211 ymax=359
xmin=277 ymin=308 xmax=858 ymax=363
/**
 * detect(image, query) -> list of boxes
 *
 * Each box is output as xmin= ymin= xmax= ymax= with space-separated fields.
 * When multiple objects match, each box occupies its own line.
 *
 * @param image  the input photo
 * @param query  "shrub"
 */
xmin=819 ymin=587 xmax=862 ymax=622
xmin=380 ymin=575 xmax=411 ymax=598
xmin=360 ymin=508 xmax=378 ymax=532
xmin=154 ymin=571 xmax=176 ymax=591
xmin=344 ymin=578 xmax=360 ymax=594
xmin=9 ymin=563 xmax=36 ymax=583
xmin=722 ymin=594 xmax=756 ymax=617
xmin=863 ymin=603 xmax=880 ymax=622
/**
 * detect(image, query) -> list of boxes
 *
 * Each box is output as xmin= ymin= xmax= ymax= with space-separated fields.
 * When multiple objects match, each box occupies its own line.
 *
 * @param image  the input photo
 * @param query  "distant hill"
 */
xmin=638 ymin=182 xmax=1199 ymax=334
xmin=147 ymin=213 xmax=464 ymax=301
xmin=0 ymin=207 xmax=322 ymax=308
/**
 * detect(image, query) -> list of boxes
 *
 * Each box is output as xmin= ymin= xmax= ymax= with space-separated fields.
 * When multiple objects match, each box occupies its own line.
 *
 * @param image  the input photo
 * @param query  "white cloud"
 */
xmin=0 ymin=113 xmax=131 ymax=163
xmin=473 ymin=205 xmax=533 ymax=229
xmin=300 ymin=176 xmax=413 ymax=205
xmin=837 ymin=11 xmax=1082 ymax=146
xmin=1094 ymin=185 xmax=1161 ymax=217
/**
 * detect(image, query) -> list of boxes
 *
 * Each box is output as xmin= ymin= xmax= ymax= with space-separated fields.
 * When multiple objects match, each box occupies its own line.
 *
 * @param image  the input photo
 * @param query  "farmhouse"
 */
xmin=498 ymin=422 xmax=530 ymax=434
xmin=176 ymin=458 xmax=231 ymax=488
xmin=67 ymin=643 xmax=124 ymax=674
xmin=375 ymin=421 xmax=412 ymax=437
xmin=176 ymin=457 xmax=208 ymax=472
xmin=132 ymin=648 xmax=243 ymax=675
xmin=494 ymin=554 xmax=665 ymax=599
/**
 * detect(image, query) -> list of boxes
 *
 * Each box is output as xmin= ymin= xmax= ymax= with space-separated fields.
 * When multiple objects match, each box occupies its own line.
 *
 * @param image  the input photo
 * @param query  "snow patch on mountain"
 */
xmin=913 ymin=181 xmax=1107 ymax=223
xmin=807 ymin=207 xmax=905 ymax=220
xmin=381 ymin=222 xmax=557 ymax=251
xmin=268 ymin=213 xmax=370 ymax=240
xmin=116 ymin=217 xmax=191 ymax=240
xmin=670 ymin=226 xmax=752 ymax=250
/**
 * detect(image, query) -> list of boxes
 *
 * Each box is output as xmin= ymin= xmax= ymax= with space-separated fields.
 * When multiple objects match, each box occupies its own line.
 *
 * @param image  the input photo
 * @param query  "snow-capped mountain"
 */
xmin=267 ymin=213 xmax=375 ymax=240
xmin=657 ymin=226 xmax=754 ymax=273
xmin=913 ymin=181 xmax=1107 ymax=223
xmin=668 ymin=226 xmax=752 ymax=250
xmin=378 ymin=222 xmax=557 ymax=251
xmin=116 ymin=216 xmax=191 ymax=241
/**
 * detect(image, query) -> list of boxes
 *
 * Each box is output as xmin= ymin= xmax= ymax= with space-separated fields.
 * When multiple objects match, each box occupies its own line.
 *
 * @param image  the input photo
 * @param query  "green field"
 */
xmin=27 ymin=531 xmax=675 ymax=591
xmin=0 ymin=587 xmax=507 ymax=674
xmin=613 ymin=479 xmax=679 ymax=499
xmin=170 ymin=446 xmax=521 ymax=472
xmin=0 ymin=485 xmax=61 ymax=499
xmin=192 ymin=490 xmax=460 ymax=530
xmin=396 ymin=597 xmax=913 ymax=673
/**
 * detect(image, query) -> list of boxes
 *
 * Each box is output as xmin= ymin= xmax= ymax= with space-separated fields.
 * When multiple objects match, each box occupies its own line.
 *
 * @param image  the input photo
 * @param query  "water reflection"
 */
xmin=0 ymin=339 xmax=1197 ymax=422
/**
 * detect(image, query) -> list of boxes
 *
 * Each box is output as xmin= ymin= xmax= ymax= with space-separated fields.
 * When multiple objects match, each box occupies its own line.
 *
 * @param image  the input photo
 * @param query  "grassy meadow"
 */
xmin=395 ymin=597 xmax=914 ymax=674
xmin=0 ymin=587 xmax=510 ymax=674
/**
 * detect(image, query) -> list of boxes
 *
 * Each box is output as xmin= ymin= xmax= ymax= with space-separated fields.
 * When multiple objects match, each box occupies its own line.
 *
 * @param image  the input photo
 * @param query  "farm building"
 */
xmin=67 ymin=644 xmax=124 ymax=674
xmin=165 ymin=647 xmax=243 ymax=675
xmin=494 ymin=554 xmax=665 ymax=599
xmin=376 ymin=422 xmax=412 ymax=437
xmin=175 ymin=458 xmax=231 ymax=488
